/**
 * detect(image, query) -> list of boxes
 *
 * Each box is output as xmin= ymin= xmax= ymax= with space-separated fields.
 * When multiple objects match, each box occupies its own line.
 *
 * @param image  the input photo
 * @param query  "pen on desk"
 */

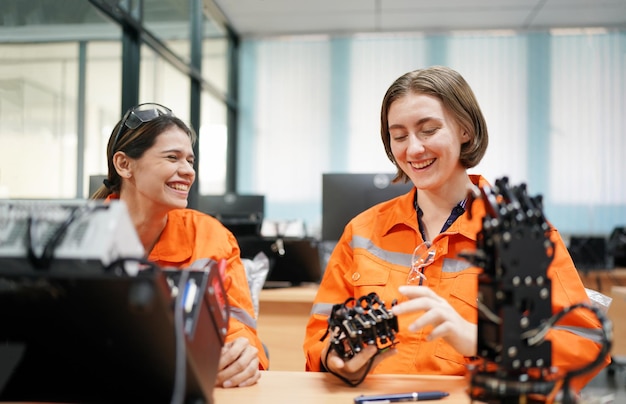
xmin=354 ymin=391 xmax=449 ymax=403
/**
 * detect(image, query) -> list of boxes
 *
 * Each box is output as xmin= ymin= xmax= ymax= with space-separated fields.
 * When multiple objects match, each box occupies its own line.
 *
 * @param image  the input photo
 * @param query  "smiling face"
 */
xmin=116 ymin=125 xmax=195 ymax=213
xmin=388 ymin=92 xmax=469 ymax=192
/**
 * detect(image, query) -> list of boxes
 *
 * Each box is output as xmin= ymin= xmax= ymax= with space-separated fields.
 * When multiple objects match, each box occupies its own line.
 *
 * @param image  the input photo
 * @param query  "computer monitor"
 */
xmin=0 ymin=265 xmax=227 ymax=404
xmin=608 ymin=226 xmax=626 ymax=267
xmin=197 ymin=194 xmax=265 ymax=237
xmin=238 ymin=237 xmax=323 ymax=287
xmin=197 ymin=193 xmax=264 ymax=217
xmin=568 ymin=235 xmax=608 ymax=272
xmin=322 ymin=173 xmax=414 ymax=241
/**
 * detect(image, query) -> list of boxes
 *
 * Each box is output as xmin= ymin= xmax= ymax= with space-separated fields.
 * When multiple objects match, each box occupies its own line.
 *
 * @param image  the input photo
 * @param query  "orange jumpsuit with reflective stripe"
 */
xmin=303 ymin=175 xmax=608 ymax=392
xmin=148 ymin=208 xmax=268 ymax=369
xmin=106 ymin=195 xmax=268 ymax=370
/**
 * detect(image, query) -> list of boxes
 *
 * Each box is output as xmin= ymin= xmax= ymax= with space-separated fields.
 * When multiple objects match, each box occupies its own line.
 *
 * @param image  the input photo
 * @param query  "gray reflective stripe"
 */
xmin=351 ymin=235 xmax=473 ymax=273
xmin=311 ymin=302 xmax=334 ymax=317
xmin=188 ymin=257 xmax=215 ymax=270
xmin=187 ymin=259 xmax=257 ymax=329
xmin=351 ymin=235 xmax=413 ymax=267
xmin=553 ymin=325 xmax=606 ymax=344
xmin=442 ymin=258 xmax=473 ymax=273
xmin=230 ymin=306 xmax=257 ymax=329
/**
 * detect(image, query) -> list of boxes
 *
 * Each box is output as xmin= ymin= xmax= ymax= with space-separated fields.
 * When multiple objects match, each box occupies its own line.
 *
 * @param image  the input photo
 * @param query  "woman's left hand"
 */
xmin=391 ymin=285 xmax=476 ymax=357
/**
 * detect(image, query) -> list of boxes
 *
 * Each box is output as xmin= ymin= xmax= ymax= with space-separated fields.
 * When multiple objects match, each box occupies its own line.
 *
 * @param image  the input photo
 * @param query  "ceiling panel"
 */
xmin=211 ymin=0 xmax=626 ymax=37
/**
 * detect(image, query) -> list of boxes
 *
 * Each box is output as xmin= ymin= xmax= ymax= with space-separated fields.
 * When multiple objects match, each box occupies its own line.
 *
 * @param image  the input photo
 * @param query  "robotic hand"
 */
xmin=462 ymin=177 xmax=612 ymax=404
xmin=321 ymin=292 xmax=399 ymax=386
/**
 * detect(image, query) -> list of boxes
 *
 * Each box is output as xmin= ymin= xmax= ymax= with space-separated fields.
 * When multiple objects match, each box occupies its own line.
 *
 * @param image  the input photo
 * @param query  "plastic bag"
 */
xmin=242 ymin=251 xmax=270 ymax=318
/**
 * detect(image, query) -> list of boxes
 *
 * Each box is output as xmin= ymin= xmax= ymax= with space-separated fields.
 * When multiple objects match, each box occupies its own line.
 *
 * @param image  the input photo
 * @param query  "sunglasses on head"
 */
xmin=110 ymin=102 xmax=173 ymax=155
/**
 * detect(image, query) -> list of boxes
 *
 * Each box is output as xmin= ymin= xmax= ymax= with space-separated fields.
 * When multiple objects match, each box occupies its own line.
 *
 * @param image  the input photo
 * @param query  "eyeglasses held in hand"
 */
xmin=110 ymin=103 xmax=173 ymax=155
xmin=407 ymin=241 xmax=437 ymax=285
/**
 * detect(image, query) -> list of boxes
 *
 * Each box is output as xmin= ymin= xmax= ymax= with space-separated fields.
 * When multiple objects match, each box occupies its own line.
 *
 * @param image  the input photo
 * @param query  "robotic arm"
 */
xmin=463 ymin=177 xmax=612 ymax=404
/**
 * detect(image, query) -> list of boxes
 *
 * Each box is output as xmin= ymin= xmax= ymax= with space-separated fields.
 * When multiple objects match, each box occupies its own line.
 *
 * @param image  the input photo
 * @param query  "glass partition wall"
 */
xmin=0 ymin=0 xmax=234 ymax=201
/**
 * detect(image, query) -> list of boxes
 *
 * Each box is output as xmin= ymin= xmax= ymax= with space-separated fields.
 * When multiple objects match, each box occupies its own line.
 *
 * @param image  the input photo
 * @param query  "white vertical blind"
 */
xmin=550 ymin=32 xmax=626 ymax=206
xmin=252 ymin=38 xmax=331 ymax=204
xmin=349 ymin=34 xmax=428 ymax=173
xmin=448 ymin=33 xmax=529 ymax=187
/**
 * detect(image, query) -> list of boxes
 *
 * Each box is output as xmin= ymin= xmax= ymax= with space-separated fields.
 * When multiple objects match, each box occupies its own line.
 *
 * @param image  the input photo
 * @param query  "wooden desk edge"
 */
xmin=213 ymin=371 xmax=471 ymax=403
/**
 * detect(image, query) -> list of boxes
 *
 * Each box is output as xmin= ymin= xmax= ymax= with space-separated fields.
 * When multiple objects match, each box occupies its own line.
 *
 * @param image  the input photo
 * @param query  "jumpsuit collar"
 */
xmin=148 ymin=210 xmax=194 ymax=264
xmin=380 ymin=187 xmax=420 ymax=237
xmin=380 ymin=175 xmax=490 ymax=244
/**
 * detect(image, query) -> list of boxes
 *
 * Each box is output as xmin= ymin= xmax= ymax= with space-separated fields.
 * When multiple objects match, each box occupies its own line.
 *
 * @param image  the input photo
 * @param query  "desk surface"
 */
xmin=578 ymin=267 xmax=626 ymax=295
xmin=213 ymin=371 xmax=470 ymax=404
xmin=256 ymin=285 xmax=318 ymax=371
xmin=259 ymin=284 xmax=319 ymax=302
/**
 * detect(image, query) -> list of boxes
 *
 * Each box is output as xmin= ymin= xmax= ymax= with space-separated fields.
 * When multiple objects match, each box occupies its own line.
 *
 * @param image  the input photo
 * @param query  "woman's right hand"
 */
xmin=392 ymin=285 xmax=477 ymax=357
xmin=215 ymin=337 xmax=261 ymax=388
xmin=321 ymin=341 xmax=396 ymax=384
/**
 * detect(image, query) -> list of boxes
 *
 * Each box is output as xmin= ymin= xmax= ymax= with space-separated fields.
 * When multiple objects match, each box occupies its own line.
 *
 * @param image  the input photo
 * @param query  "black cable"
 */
xmin=558 ymin=302 xmax=612 ymax=404
xmin=26 ymin=206 xmax=81 ymax=270
xmin=522 ymin=302 xmax=612 ymax=378
xmin=104 ymin=256 xmax=160 ymax=275
xmin=25 ymin=204 xmax=105 ymax=270
xmin=322 ymin=344 xmax=377 ymax=387
xmin=564 ymin=303 xmax=612 ymax=379
xmin=320 ymin=292 xmax=398 ymax=387
xmin=520 ymin=301 xmax=612 ymax=403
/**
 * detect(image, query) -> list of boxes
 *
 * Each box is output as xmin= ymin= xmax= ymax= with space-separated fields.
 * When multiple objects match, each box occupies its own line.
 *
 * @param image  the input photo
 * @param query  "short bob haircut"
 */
xmin=380 ymin=65 xmax=488 ymax=184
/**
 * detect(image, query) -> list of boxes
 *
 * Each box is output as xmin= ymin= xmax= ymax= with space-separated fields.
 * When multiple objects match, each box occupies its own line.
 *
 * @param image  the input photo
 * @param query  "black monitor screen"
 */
xmin=568 ymin=236 xmax=608 ymax=271
xmin=197 ymin=194 xmax=265 ymax=237
xmin=322 ymin=173 xmax=414 ymax=241
xmin=197 ymin=194 xmax=264 ymax=217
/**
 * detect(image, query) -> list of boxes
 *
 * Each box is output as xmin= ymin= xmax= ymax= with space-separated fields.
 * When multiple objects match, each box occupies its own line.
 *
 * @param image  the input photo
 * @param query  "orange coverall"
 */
xmin=303 ymin=175 xmax=609 ymax=392
xmin=107 ymin=195 xmax=268 ymax=370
